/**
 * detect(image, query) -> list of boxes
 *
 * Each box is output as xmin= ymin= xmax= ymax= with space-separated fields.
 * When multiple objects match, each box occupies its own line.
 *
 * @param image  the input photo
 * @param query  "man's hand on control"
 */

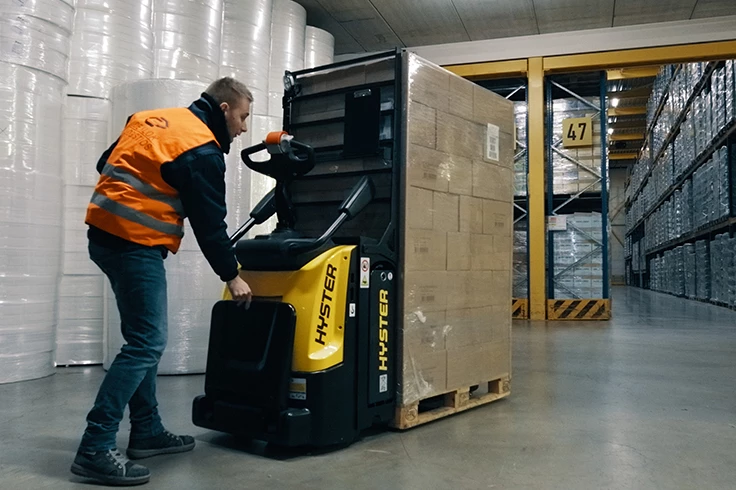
xmin=227 ymin=275 xmax=252 ymax=309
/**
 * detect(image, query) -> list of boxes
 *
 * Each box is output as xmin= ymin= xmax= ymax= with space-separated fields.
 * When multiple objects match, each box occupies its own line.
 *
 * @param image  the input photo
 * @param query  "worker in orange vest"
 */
xmin=71 ymin=77 xmax=253 ymax=486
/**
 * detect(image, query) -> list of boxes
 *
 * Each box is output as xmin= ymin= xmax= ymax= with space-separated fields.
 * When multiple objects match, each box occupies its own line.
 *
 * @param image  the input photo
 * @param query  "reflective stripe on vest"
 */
xmin=99 ymin=162 xmax=185 ymax=217
xmin=90 ymin=192 xmax=184 ymax=238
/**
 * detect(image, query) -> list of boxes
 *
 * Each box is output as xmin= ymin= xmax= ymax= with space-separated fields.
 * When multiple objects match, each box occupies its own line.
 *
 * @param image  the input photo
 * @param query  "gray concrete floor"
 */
xmin=2 ymin=286 xmax=736 ymax=489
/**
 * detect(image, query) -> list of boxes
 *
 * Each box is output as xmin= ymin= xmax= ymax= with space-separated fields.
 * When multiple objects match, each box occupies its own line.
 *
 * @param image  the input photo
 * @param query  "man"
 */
xmin=71 ymin=77 xmax=254 ymax=486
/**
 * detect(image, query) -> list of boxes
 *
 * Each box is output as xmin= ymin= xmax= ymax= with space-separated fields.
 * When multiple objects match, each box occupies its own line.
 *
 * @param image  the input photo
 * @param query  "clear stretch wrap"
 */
xmin=268 ymin=0 xmax=305 ymax=120
xmin=304 ymin=26 xmax=334 ymax=70
xmin=105 ymin=79 xmax=227 ymax=374
xmin=57 ymin=96 xmax=109 ymax=366
xmin=0 ymin=0 xmax=74 ymax=81
xmin=153 ymin=0 xmax=223 ymax=81
xmin=221 ymin=0 xmax=272 ymax=116
xmin=551 ymin=97 xmax=602 ymax=195
xmin=401 ymin=54 xmax=513 ymax=405
xmin=68 ymin=0 xmax=154 ymax=97
xmin=0 ymin=62 xmax=65 ymax=384
xmin=552 ymin=212 xmax=604 ymax=299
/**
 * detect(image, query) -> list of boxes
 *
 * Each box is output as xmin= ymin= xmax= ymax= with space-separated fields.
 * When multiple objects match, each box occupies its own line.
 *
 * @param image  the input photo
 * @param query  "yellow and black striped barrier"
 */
xmin=547 ymin=299 xmax=611 ymax=320
xmin=512 ymin=298 xmax=528 ymax=320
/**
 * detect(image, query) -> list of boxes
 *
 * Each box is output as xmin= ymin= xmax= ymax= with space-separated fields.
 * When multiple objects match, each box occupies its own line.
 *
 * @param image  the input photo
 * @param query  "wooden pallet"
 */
xmin=391 ymin=376 xmax=511 ymax=430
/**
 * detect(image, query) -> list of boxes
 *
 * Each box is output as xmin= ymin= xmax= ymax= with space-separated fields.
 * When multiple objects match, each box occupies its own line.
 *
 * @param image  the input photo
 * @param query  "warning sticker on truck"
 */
xmin=289 ymin=377 xmax=307 ymax=400
xmin=360 ymin=257 xmax=370 ymax=288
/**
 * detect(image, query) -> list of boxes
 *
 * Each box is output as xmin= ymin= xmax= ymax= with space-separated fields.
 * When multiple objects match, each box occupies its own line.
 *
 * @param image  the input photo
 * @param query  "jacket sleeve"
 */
xmin=161 ymin=147 xmax=239 ymax=282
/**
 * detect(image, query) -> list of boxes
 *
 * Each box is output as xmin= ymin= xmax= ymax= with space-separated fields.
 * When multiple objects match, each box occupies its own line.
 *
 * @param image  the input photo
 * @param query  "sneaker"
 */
xmin=71 ymin=449 xmax=150 ymax=486
xmin=127 ymin=430 xmax=195 ymax=460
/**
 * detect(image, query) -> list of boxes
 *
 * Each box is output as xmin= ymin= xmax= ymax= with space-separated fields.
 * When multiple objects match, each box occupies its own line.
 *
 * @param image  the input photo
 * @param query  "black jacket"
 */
xmin=88 ymin=93 xmax=239 ymax=282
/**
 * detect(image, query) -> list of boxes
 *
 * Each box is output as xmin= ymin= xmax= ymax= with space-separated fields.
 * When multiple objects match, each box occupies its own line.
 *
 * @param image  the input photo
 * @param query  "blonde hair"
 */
xmin=205 ymin=77 xmax=253 ymax=107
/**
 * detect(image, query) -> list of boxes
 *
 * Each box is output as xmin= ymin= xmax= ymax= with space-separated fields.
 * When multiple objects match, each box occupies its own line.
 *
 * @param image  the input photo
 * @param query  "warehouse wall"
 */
xmin=409 ymin=16 xmax=736 ymax=66
xmin=609 ymin=168 xmax=627 ymax=285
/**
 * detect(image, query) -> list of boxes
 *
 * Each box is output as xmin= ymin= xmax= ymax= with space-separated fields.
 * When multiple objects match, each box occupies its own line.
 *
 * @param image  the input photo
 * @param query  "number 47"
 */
xmin=567 ymin=122 xmax=587 ymax=141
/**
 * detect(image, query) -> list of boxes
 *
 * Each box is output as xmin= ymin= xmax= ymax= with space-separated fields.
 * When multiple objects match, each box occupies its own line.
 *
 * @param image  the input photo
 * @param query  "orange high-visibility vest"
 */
xmin=85 ymin=107 xmax=220 ymax=253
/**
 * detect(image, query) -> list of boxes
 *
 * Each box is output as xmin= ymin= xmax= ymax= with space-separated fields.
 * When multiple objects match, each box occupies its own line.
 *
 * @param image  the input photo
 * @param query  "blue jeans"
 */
xmin=79 ymin=240 xmax=168 ymax=453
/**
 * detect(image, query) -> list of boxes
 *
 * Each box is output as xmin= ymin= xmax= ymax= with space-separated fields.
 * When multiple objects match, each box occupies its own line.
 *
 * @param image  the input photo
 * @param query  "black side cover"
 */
xmin=204 ymin=300 xmax=296 ymax=411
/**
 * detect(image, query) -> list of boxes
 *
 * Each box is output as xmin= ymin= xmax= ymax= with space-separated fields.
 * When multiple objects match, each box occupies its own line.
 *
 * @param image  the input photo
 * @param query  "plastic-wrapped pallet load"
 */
xmin=0 ymin=0 xmax=71 ymax=384
xmin=304 ymin=26 xmax=334 ymax=70
xmin=695 ymin=239 xmax=710 ymax=300
xmin=221 ymin=0 xmax=272 ymax=117
xmin=551 ymin=97 xmax=602 ymax=195
xmin=105 ymin=79 xmax=226 ymax=375
xmin=153 ymin=0 xmax=223 ymax=81
xmin=268 ymin=0 xmax=306 ymax=119
xmin=512 ymin=222 xmax=528 ymax=298
xmin=717 ymin=146 xmax=730 ymax=218
xmin=552 ymin=213 xmax=604 ymax=299
xmin=513 ymin=101 xmax=527 ymax=196
xmin=399 ymin=53 xmax=513 ymax=406
xmin=69 ymin=0 xmax=154 ymax=98
xmin=57 ymin=97 xmax=110 ymax=366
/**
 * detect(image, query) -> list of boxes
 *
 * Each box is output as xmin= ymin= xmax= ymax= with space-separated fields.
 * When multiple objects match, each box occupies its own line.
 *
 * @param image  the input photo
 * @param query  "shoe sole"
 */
xmin=70 ymin=463 xmax=150 ymax=486
xmin=126 ymin=441 xmax=195 ymax=460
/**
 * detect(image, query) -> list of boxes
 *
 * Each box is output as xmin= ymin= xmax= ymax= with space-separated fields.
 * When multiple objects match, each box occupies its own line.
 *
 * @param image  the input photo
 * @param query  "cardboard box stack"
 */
xmin=400 ymin=54 xmax=513 ymax=407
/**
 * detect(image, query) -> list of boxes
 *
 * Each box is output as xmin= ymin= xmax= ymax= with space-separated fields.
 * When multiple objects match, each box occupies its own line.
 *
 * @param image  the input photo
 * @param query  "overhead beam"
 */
xmin=609 ymin=85 xmax=654 ymax=98
xmin=544 ymin=40 xmax=736 ymax=73
xmin=609 ymin=153 xmax=640 ymax=160
xmin=609 ymin=133 xmax=645 ymax=141
xmin=606 ymin=66 xmax=661 ymax=80
xmin=608 ymin=107 xmax=646 ymax=116
xmin=445 ymin=59 xmax=528 ymax=80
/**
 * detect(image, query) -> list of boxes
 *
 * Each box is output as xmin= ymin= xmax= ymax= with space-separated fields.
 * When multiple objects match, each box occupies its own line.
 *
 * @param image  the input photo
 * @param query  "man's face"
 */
xmin=220 ymin=98 xmax=251 ymax=142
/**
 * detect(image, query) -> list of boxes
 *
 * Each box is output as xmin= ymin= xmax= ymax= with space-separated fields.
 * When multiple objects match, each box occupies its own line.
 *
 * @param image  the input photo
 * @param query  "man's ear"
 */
xmin=220 ymin=102 xmax=229 ymax=113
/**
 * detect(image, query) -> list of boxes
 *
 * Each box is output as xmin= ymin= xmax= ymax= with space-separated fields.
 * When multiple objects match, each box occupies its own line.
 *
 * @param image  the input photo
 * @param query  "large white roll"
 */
xmin=304 ymin=26 xmax=334 ymax=70
xmin=0 ymin=62 xmax=65 ymax=384
xmin=153 ymin=0 xmax=223 ymax=82
xmin=0 ymin=0 xmax=75 ymax=33
xmin=57 ymin=96 xmax=110 ymax=366
xmin=268 ymin=0 xmax=305 ymax=120
xmin=244 ymin=115 xmax=281 ymax=236
xmin=0 ymin=6 xmax=73 ymax=81
xmin=105 ymin=79 xmax=229 ymax=374
xmin=221 ymin=0 xmax=271 ymax=116
xmin=108 ymin=79 xmax=206 ymax=138
xmin=68 ymin=0 xmax=154 ymax=97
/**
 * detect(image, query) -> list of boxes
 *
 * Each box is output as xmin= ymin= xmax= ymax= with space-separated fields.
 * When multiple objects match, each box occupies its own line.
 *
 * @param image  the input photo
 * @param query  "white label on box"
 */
xmin=289 ymin=377 xmax=307 ymax=400
xmin=486 ymin=123 xmax=500 ymax=162
xmin=349 ymin=303 xmax=356 ymax=317
xmin=360 ymin=257 xmax=370 ymax=289
xmin=379 ymin=374 xmax=388 ymax=393
xmin=548 ymin=215 xmax=567 ymax=231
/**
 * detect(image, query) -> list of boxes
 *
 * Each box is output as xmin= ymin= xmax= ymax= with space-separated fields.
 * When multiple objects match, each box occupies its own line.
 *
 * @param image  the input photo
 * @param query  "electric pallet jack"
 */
xmin=192 ymin=131 xmax=396 ymax=448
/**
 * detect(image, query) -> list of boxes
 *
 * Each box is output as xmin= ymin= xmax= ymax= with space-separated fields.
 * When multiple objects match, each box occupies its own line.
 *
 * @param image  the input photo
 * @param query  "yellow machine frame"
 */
xmin=223 ymin=246 xmax=355 ymax=372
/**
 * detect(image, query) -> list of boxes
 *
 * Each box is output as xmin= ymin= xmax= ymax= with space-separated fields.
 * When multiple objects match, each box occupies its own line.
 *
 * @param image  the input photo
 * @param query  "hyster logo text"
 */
xmin=378 ymin=290 xmax=389 ymax=371
xmin=315 ymin=264 xmax=337 ymax=346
